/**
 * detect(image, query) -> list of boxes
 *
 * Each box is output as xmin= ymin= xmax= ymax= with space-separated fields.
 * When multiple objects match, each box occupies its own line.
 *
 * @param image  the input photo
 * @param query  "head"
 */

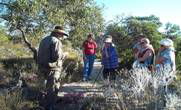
xmin=140 ymin=38 xmax=150 ymax=48
xmin=104 ymin=36 xmax=112 ymax=47
xmin=51 ymin=25 xmax=68 ymax=38
xmin=87 ymin=33 xmax=94 ymax=41
xmin=106 ymin=35 xmax=112 ymax=39
xmin=99 ymin=32 xmax=104 ymax=37
xmin=135 ymin=34 xmax=145 ymax=42
xmin=159 ymin=38 xmax=174 ymax=51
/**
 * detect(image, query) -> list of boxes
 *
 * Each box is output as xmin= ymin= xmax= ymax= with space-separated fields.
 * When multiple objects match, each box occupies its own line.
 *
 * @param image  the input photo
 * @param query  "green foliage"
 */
xmin=174 ymin=37 xmax=181 ymax=70
xmin=0 ymin=28 xmax=10 ymax=43
xmin=105 ymin=15 xmax=164 ymax=68
xmin=0 ymin=0 xmax=104 ymax=49
xmin=164 ymin=22 xmax=181 ymax=38
xmin=119 ymin=49 xmax=134 ymax=69
xmin=0 ymin=90 xmax=39 ymax=110
xmin=0 ymin=42 xmax=31 ymax=59
xmin=0 ymin=29 xmax=31 ymax=58
xmin=62 ymin=45 xmax=83 ymax=82
xmin=65 ymin=0 xmax=104 ymax=47
xmin=176 ymin=51 xmax=181 ymax=70
xmin=124 ymin=15 xmax=162 ymax=37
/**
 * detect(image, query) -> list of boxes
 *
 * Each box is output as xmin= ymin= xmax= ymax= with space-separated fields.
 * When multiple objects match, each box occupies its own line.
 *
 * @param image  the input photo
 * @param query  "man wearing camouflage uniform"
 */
xmin=37 ymin=26 xmax=68 ymax=110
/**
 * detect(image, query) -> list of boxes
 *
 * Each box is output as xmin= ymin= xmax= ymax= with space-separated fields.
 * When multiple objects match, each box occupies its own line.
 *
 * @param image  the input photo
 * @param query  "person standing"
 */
xmin=155 ymin=38 xmax=176 ymax=71
xmin=134 ymin=38 xmax=155 ymax=71
xmin=37 ymin=26 xmax=68 ymax=110
xmin=101 ymin=35 xmax=119 ymax=81
xmin=96 ymin=32 xmax=105 ymax=51
xmin=82 ymin=33 xmax=97 ymax=81
xmin=133 ymin=35 xmax=144 ymax=59
xmin=155 ymin=38 xmax=176 ymax=106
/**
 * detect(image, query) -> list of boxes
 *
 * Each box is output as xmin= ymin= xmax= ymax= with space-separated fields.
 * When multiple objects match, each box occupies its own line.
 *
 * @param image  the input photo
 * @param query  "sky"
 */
xmin=95 ymin=0 xmax=181 ymax=29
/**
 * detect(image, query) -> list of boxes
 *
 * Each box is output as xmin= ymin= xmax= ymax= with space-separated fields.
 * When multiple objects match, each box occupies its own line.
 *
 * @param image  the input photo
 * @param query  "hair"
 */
xmin=87 ymin=33 xmax=94 ymax=38
xmin=135 ymin=34 xmax=145 ymax=39
xmin=54 ymin=25 xmax=63 ymax=30
xmin=141 ymin=38 xmax=150 ymax=44
xmin=138 ymin=34 xmax=145 ymax=37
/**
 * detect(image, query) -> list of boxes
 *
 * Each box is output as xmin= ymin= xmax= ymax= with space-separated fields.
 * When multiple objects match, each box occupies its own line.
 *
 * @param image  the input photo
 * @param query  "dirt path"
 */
xmin=58 ymin=60 xmax=104 ymax=97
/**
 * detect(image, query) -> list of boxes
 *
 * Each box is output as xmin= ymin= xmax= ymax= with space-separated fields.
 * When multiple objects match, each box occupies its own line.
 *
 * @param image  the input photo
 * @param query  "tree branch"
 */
xmin=0 ymin=2 xmax=9 ymax=6
xmin=18 ymin=28 xmax=38 ymax=62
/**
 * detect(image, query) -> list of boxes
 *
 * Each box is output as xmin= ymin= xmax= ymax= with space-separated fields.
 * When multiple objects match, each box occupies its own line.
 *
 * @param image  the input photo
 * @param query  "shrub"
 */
xmin=118 ymin=48 xmax=134 ymax=69
xmin=0 ymin=90 xmax=39 ymax=110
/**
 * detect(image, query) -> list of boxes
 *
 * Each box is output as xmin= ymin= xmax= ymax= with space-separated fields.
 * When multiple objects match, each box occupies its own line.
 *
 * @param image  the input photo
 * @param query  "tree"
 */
xmin=0 ymin=28 xmax=10 ymax=43
xmin=105 ymin=15 xmax=163 ymax=68
xmin=0 ymin=0 xmax=55 ymax=61
xmin=164 ymin=22 xmax=181 ymax=39
xmin=64 ymin=0 xmax=104 ymax=47
xmin=0 ymin=0 xmax=104 ymax=60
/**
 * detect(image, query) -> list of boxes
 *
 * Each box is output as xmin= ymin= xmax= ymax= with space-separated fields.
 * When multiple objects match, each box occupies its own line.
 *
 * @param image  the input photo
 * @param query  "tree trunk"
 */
xmin=19 ymin=29 xmax=38 ymax=63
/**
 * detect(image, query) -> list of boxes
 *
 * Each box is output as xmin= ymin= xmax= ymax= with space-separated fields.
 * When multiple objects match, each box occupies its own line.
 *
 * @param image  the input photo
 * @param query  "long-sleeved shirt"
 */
xmin=156 ymin=47 xmax=176 ymax=71
xmin=38 ymin=35 xmax=64 ymax=70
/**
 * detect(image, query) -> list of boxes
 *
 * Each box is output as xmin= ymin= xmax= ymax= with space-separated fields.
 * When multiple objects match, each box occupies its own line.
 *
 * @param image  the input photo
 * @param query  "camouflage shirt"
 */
xmin=38 ymin=35 xmax=64 ymax=71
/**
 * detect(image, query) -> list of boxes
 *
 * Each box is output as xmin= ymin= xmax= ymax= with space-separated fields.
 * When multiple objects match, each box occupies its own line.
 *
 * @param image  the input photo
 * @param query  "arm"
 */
xmin=138 ymin=50 xmax=153 ymax=62
xmin=49 ymin=41 xmax=63 ymax=68
xmin=156 ymin=51 xmax=172 ymax=65
xmin=94 ymin=41 xmax=98 ymax=49
xmin=135 ymin=50 xmax=140 ymax=59
xmin=155 ymin=57 xmax=165 ymax=64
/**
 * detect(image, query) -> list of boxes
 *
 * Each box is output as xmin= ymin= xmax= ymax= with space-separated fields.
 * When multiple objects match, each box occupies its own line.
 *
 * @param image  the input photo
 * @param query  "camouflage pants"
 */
xmin=46 ymin=70 xmax=61 ymax=93
xmin=39 ymin=69 xmax=62 ymax=109
xmin=46 ymin=70 xmax=61 ymax=108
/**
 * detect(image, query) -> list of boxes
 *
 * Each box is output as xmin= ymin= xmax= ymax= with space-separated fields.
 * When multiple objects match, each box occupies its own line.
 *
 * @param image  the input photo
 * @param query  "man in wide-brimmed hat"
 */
xmin=37 ymin=25 xmax=68 ymax=110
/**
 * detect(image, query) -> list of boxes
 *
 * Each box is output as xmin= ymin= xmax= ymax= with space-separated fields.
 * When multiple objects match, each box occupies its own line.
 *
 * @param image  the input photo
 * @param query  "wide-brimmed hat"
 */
xmin=52 ymin=26 xmax=68 ymax=36
xmin=52 ymin=29 xmax=68 ymax=36
xmin=104 ymin=37 xmax=112 ymax=43
xmin=160 ymin=38 xmax=173 ymax=47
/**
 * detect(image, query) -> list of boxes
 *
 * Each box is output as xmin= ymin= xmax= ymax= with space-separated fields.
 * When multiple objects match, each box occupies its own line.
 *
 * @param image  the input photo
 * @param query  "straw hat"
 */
xmin=52 ymin=26 xmax=68 ymax=36
xmin=104 ymin=37 xmax=112 ymax=43
xmin=160 ymin=38 xmax=174 ymax=47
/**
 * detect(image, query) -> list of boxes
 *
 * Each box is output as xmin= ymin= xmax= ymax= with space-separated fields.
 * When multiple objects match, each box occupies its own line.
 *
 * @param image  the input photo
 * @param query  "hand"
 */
xmin=63 ymin=52 xmax=69 ymax=58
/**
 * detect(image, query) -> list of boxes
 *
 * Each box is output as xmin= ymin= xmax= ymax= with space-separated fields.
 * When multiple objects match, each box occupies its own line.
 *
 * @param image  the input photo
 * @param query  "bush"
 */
xmin=176 ymin=51 xmax=181 ymax=70
xmin=62 ymin=48 xmax=83 ymax=83
xmin=0 ymin=90 xmax=39 ymax=110
xmin=118 ymin=48 xmax=134 ymax=69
